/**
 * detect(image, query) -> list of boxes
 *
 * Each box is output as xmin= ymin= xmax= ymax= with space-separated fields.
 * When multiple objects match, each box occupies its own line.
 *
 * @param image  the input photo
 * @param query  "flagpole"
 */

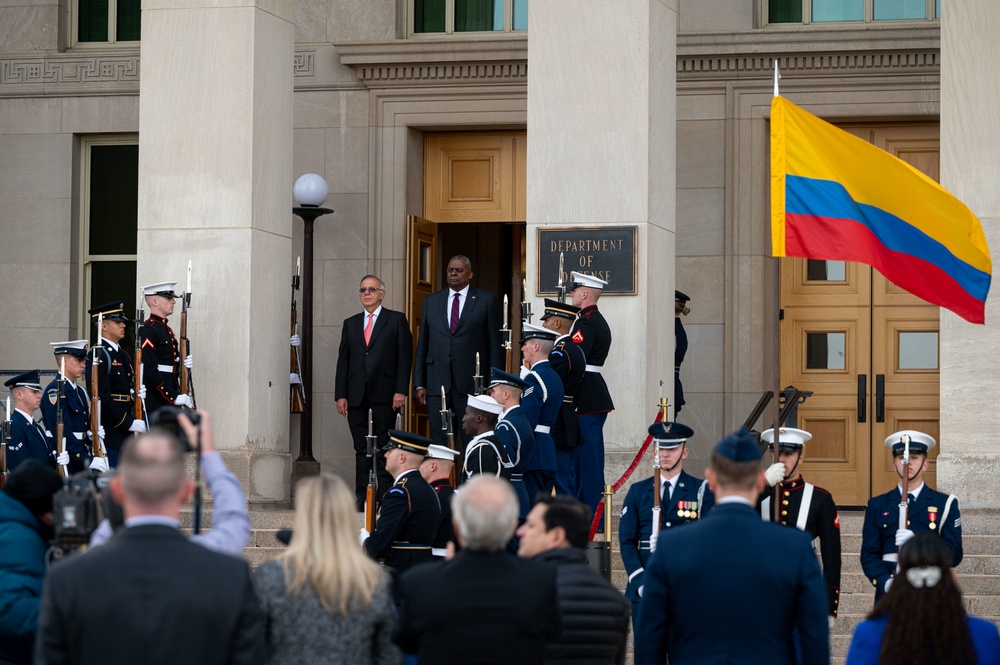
xmin=771 ymin=58 xmax=782 ymax=523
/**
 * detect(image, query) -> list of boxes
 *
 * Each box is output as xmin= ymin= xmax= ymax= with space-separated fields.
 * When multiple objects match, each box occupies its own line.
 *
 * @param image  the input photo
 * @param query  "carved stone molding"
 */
xmin=293 ymin=50 xmax=314 ymax=77
xmin=1 ymin=52 xmax=139 ymax=91
xmin=357 ymin=61 xmax=527 ymax=84
xmin=677 ymin=50 xmax=938 ymax=76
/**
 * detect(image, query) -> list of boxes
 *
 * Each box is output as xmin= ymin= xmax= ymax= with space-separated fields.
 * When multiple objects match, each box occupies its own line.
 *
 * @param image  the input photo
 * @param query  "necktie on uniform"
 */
xmin=364 ymin=313 xmax=374 ymax=345
xmin=662 ymin=480 xmax=673 ymax=505
xmin=450 ymin=293 xmax=461 ymax=335
xmin=908 ymin=492 xmax=916 ymax=506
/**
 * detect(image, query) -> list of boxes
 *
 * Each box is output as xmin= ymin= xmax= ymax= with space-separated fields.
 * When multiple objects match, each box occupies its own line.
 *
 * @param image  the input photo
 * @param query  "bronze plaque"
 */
xmin=536 ymin=226 xmax=637 ymax=296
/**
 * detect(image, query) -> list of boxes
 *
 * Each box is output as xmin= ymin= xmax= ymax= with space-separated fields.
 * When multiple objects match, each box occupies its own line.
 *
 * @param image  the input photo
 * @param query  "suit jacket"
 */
xmin=395 ymin=549 xmax=560 ymax=665
xmin=634 ymin=501 xmax=829 ymax=665
xmin=85 ymin=340 xmax=138 ymax=451
xmin=35 ymin=524 xmax=264 ymax=665
xmin=7 ymin=410 xmax=55 ymax=471
xmin=413 ymin=286 xmax=502 ymax=395
xmin=846 ymin=614 xmax=1000 ymax=665
xmin=335 ymin=307 xmax=412 ymax=406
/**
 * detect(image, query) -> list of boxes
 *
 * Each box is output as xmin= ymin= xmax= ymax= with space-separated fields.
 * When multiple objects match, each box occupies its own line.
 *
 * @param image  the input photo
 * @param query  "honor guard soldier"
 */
xmin=4 ymin=371 xmax=56 ymax=470
xmin=540 ymin=298 xmax=586 ymax=498
xmin=420 ymin=444 xmax=459 ymax=559
xmin=619 ymin=421 xmax=713 ymax=621
xmin=461 ymin=393 xmax=512 ymax=480
xmin=42 ymin=340 xmax=104 ymax=474
xmin=861 ymin=430 xmax=962 ymax=602
xmin=519 ymin=324 xmax=564 ymax=501
xmin=758 ymin=427 xmax=841 ymax=626
xmin=138 ymin=282 xmax=193 ymax=415
xmin=361 ymin=430 xmax=441 ymax=573
xmin=85 ymin=302 xmax=148 ymax=468
xmin=567 ymin=271 xmax=614 ymax=513
xmin=487 ymin=368 xmax=535 ymax=518
xmin=674 ymin=291 xmax=691 ymax=417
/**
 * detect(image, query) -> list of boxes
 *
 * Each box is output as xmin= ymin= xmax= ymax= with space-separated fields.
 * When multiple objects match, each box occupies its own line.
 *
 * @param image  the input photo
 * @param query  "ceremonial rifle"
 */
xmin=56 ymin=356 xmax=67 ymax=478
xmin=364 ymin=409 xmax=378 ymax=531
xmin=556 ymin=251 xmax=567 ymax=304
xmin=899 ymin=434 xmax=911 ymax=534
xmin=473 ymin=353 xmax=484 ymax=396
xmin=650 ymin=387 xmax=669 ymax=553
xmin=290 ymin=257 xmax=306 ymax=413
xmin=180 ymin=261 xmax=197 ymax=409
xmin=1 ymin=397 xmax=11 ymax=489
xmin=441 ymin=386 xmax=458 ymax=486
xmin=90 ymin=312 xmax=105 ymax=461
xmin=500 ymin=295 xmax=512 ymax=373
xmin=521 ymin=276 xmax=533 ymax=325
xmin=134 ymin=291 xmax=147 ymax=425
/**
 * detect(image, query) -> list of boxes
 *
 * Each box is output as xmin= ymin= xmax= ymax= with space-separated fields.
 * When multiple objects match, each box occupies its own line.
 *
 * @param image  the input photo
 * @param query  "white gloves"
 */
xmin=519 ymin=364 xmax=530 ymax=379
xmin=138 ymin=384 xmax=146 ymax=401
xmin=764 ymin=462 xmax=786 ymax=487
xmin=895 ymin=528 xmax=915 ymax=547
xmin=97 ymin=426 xmax=106 ymax=442
xmin=129 ymin=420 xmax=147 ymax=433
xmin=359 ymin=527 xmax=370 ymax=545
xmin=290 ymin=334 xmax=301 ymax=347
xmin=89 ymin=457 xmax=109 ymax=473
xmin=884 ymin=577 xmax=893 ymax=593
xmin=638 ymin=585 xmax=644 ymax=598
xmin=828 ymin=616 xmax=835 ymax=631
xmin=57 ymin=450 xmax=70 ymax=466
xmin=184 ymin=355 xmax=193 ymax=369
xmin=290 ymin=373 xmax=302 ymax=385
xmin=174 ymin=394 xmax=194 ymax=408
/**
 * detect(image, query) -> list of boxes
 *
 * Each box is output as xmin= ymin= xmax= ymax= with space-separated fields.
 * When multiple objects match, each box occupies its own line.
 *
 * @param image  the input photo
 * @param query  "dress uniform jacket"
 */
xmin=495 ymin=405 xmax=534 ymax=517
xmin=548 ymin=334 xmax=585 ymax=450
xmin=462 ymin=431 xmax=511 ymax=480
xmin=428 ymin=478 xmax=456 ymax=558
xmin=41 ymin=376 xmax=90 ymax=473
xmin=861 ymin=483 xmax=962 ymax=602
xmin=569 ymin=305 xmax=614 ymax=415
xmin=6 ymin=410 xmax=55 ymax=471
xmin=521 ymin=360 xmax=562 ymax=474
xmin=759 ymin=477 xmax=842 ymax=616
xmin=619 ymin=470 xmax=714 ymax=603
xmin=138 ymin=314 xmax=180 ymax=414
xmin=85 ymin=339 xmax=138 ymax=452
xmin=675 ymin=317 xmax=687 ymax=412
xmin=363 ymin=469 xmax=441 ymax=572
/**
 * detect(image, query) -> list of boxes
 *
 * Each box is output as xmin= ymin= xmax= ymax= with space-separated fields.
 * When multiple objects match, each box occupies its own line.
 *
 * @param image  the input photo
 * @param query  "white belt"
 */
xmin=156 ymin=364 xmax=174 ymax=372
xmin=431 ymin=548 xmax=448 ymax=558
xmin=534 ymin=425 xmax=551 ymax=434
xmin=883 ymin=553 xmax=898 ymax=563
xmin=585 ymin=364 xmax=603 ymax=374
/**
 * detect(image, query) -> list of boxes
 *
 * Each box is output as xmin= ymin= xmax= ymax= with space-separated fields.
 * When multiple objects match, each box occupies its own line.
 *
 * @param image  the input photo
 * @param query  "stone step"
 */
xmin=841 ymin=533 xmax=1000 ymax=556
xmin=243 ymin=546 xmax=287 ymax=568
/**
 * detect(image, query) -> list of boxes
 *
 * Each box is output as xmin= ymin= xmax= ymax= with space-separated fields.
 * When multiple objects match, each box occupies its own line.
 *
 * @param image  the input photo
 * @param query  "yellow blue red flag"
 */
xmin=771 ymin=96 xmax=991 ymax=324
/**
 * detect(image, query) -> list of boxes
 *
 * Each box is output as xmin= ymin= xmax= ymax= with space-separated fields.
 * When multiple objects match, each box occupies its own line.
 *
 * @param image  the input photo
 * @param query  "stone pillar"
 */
xmin=939 ymin=3 xmax=1000 ymax=505
xmin=136 ymin=0 xmax=295 ymax=501
xmin=527 ymin=0 xmax=677 ymax=485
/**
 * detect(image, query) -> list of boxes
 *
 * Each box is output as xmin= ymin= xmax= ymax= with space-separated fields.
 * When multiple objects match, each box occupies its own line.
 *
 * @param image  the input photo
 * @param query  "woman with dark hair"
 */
xmin=846 ymin=532 xmax=1000 ymax=665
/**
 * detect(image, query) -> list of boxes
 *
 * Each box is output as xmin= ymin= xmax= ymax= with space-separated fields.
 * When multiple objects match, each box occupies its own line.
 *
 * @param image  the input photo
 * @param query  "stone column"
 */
xmin=527 ymin=0 xmax=677 ymax=485
xmin=136 ymin=0 xmax=295 ymax=501
xmin=939 ymin=3 xmax=1000 ymax=504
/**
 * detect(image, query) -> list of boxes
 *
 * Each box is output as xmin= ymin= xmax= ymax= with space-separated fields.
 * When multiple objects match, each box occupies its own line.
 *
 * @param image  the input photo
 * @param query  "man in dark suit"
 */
xmin=414 ymin=255 xmax=502 ymax=445
xmin=34 ymin=427 xmax=264 ymax=665
xmin=4 ymin=370 xmax=56 ymax=471
xmin=395 ymin=475 xmax=559 ymax=665
xmin=634 ymin=428 xmax=829 ymax=665
xmin=335 ymin=274 xmax=413 ymax=508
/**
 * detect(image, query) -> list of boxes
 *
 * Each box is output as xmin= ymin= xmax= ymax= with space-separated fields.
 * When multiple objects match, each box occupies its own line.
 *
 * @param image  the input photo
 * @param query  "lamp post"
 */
xmin=291 ymin=174 xmax=332 ymax=482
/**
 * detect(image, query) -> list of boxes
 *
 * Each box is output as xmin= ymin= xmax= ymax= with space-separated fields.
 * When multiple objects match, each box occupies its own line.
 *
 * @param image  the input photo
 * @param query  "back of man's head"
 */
xmin=452 ymin=475 xmax=518 ymax=552
xmin=535 ymin=494 xmax=590 ymax=549
xmin=115 ymin=429 xmax=189 ymax=514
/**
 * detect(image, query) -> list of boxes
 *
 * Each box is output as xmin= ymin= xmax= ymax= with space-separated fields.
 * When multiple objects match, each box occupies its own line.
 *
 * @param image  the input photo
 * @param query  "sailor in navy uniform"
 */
xmin=567 ymin=271 xmax=614 ymax=513
xmin=420 ymin=444 xmax=459 ymax=559
xmin=138 ymin=282 xmax=193 ymax=415
xmin=674 ymin=291 xmax=690 ymax=417
xmin=41 ymin=340 xmax=103 ymax=475
xmin=540 ymin=298 xmax=586 ymax=498
xmin=619 ymin=421 xmax=713 ymax=622
xmin=4 ymin=370 xmax=56 ymax=471
xmin=487 ymin=368 xmax=535 ymax=518
xmin=361 ymin=430 xmax=441 ymax=573
xmin=758 ymin=427 xmax=841 ymax=626
xmin=85 ymin=302 xmax=148 ymax=468
xmin=461 ymin=393 xmax=512 ymax=480
xmin=861 ymin=430 xmax=962 ymax=603
xmin=519 ymin=324 xmax=564 ymax=501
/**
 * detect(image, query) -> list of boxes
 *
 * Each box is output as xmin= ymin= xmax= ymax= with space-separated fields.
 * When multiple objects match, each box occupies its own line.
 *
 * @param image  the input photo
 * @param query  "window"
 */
xmin=411 ymin=0 xmax=528 ymax=35
xmin=80 ymin=137 xmax=139 ymax=347
xmin=75 ymin=0 xmax=140 ymax=45
xmin=767 ymin=0 xmax=939 ymax=24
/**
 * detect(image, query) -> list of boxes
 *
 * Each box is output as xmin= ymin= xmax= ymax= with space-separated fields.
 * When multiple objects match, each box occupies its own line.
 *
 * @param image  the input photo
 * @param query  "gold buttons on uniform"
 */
xmin=783 ymin=500 xmax=789 ymax=505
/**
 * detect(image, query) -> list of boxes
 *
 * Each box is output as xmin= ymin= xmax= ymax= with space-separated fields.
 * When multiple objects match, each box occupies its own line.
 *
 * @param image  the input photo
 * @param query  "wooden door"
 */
xmin=406 ymin=215 xmax=438 ymax=436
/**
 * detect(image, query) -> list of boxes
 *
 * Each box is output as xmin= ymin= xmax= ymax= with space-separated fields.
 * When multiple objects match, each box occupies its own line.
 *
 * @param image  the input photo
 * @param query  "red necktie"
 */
xmin=450 ymin=293 xmax=461 ymax=334
xmin=364 ymin=313 xmax=374 ymax=345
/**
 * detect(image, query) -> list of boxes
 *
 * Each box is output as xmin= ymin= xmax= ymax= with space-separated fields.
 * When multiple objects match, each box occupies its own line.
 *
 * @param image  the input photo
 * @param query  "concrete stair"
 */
xmin=179 ymin=504 xmax=294 ymax=568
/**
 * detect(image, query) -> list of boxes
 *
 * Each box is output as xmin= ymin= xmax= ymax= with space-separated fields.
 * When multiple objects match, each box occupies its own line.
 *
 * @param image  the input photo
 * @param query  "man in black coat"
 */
xmin=518 ymin=494 xmax=629 ymax=665
xmin=335 ymin=274 xmax=413 ymax=507
xmin=34 ymin=429 xmax=264 ymax=665
xmin=396 ymin=475 xmax=559 ymax=665
xmin=414 ymin=255 xmax=502 ymax=445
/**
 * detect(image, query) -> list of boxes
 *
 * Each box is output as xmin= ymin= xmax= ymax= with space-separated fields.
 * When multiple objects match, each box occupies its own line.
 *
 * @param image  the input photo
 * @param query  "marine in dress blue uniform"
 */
xmin=674 ymin=291 xmax=690 ymax=417
xmin=41 ymin=340 xmax=92 ymax=474
xmin=420 ymin=444 xmax=459 ymax=559
xmin=619 ymin=421 xmax=713 ymax=622
xmin=861 ymin=430 xmax=962 ymax=603
xmin=3 ymin=370 xmax=56 ymax=471
xmin=137 ymin=282 xmax=193 ymax=415
xmin=567 ymin=271 xmax=614 ymax=513
xmin=461 ymin=393 xmax=512 ymax=480
xmin=362 ymin=430 xmax=441 ymax=573
xmin=519 ymin=324 xmax=564 ymax=501
xmin=540 ymin=299 xmax=586 ymax=498
xmin=488 ymin=368 xmax=535 ymax=518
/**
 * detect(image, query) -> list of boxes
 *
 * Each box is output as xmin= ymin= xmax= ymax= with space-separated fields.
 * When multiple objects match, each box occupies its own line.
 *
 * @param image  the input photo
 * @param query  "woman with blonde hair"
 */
xmin=253 ymin=473 xmax=401 ymax=665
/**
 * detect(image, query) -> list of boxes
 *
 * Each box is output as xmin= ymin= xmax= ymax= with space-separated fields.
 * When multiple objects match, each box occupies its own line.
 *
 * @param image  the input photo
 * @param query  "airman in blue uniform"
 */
xmin=619 ymin=421 xmax=713 ymax=622
xmin=3 ymin=370 xmax=56 ymax=471
xmin=519 ymin=324 xmax=564 ymax=501
xmin=540 ymin=299 xmax=586 ymax=498
xmin=41 ymin=340 xmax=92 ymax=474
xmin=487 ymin=368 xmax=535 ymax=518
xmin=861 ymin=430 xmax=962 ymax=603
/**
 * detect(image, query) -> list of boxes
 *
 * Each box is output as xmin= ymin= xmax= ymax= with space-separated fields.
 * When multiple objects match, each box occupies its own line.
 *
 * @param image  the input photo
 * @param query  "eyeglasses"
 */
xmin=359 ymin=286 xmax=382 ymax=294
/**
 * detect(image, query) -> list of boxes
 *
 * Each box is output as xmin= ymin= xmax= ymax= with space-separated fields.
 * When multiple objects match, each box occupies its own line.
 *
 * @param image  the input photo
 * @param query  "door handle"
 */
xmin=875 ymin=374 xmax=885 ymax=423
xmin=857 ymin=374 xmax=867 ymax=423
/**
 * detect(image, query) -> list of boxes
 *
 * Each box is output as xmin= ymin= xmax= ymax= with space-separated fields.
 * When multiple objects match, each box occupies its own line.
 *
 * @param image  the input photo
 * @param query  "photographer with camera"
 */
xmin=0 ymin=460 xmax=63 ymax=665
xmin=86 ymin=409 xmax=251 ymax=557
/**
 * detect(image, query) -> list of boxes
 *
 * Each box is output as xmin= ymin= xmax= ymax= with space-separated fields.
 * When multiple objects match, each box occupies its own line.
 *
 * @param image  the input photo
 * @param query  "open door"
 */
xmin=406 ymin=215 xmax=438 ymax=436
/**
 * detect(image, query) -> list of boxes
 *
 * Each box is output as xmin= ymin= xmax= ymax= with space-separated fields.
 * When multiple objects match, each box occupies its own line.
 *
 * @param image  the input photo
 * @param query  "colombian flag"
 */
xmin=771 ymin=96 xmax=991 ymax=324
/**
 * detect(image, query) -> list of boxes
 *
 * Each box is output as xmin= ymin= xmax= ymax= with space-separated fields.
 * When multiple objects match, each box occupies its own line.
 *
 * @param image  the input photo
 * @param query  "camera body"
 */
xmin=50 ymin=471 xmax=107 ymax=560
xmin=148 ymin=406 xmax=201 ymax=452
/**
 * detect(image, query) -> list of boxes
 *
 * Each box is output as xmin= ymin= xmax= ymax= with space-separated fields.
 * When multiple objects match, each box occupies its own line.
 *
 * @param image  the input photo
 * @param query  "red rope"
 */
xmin=588 ymin=409 xmax=666 ymax=541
